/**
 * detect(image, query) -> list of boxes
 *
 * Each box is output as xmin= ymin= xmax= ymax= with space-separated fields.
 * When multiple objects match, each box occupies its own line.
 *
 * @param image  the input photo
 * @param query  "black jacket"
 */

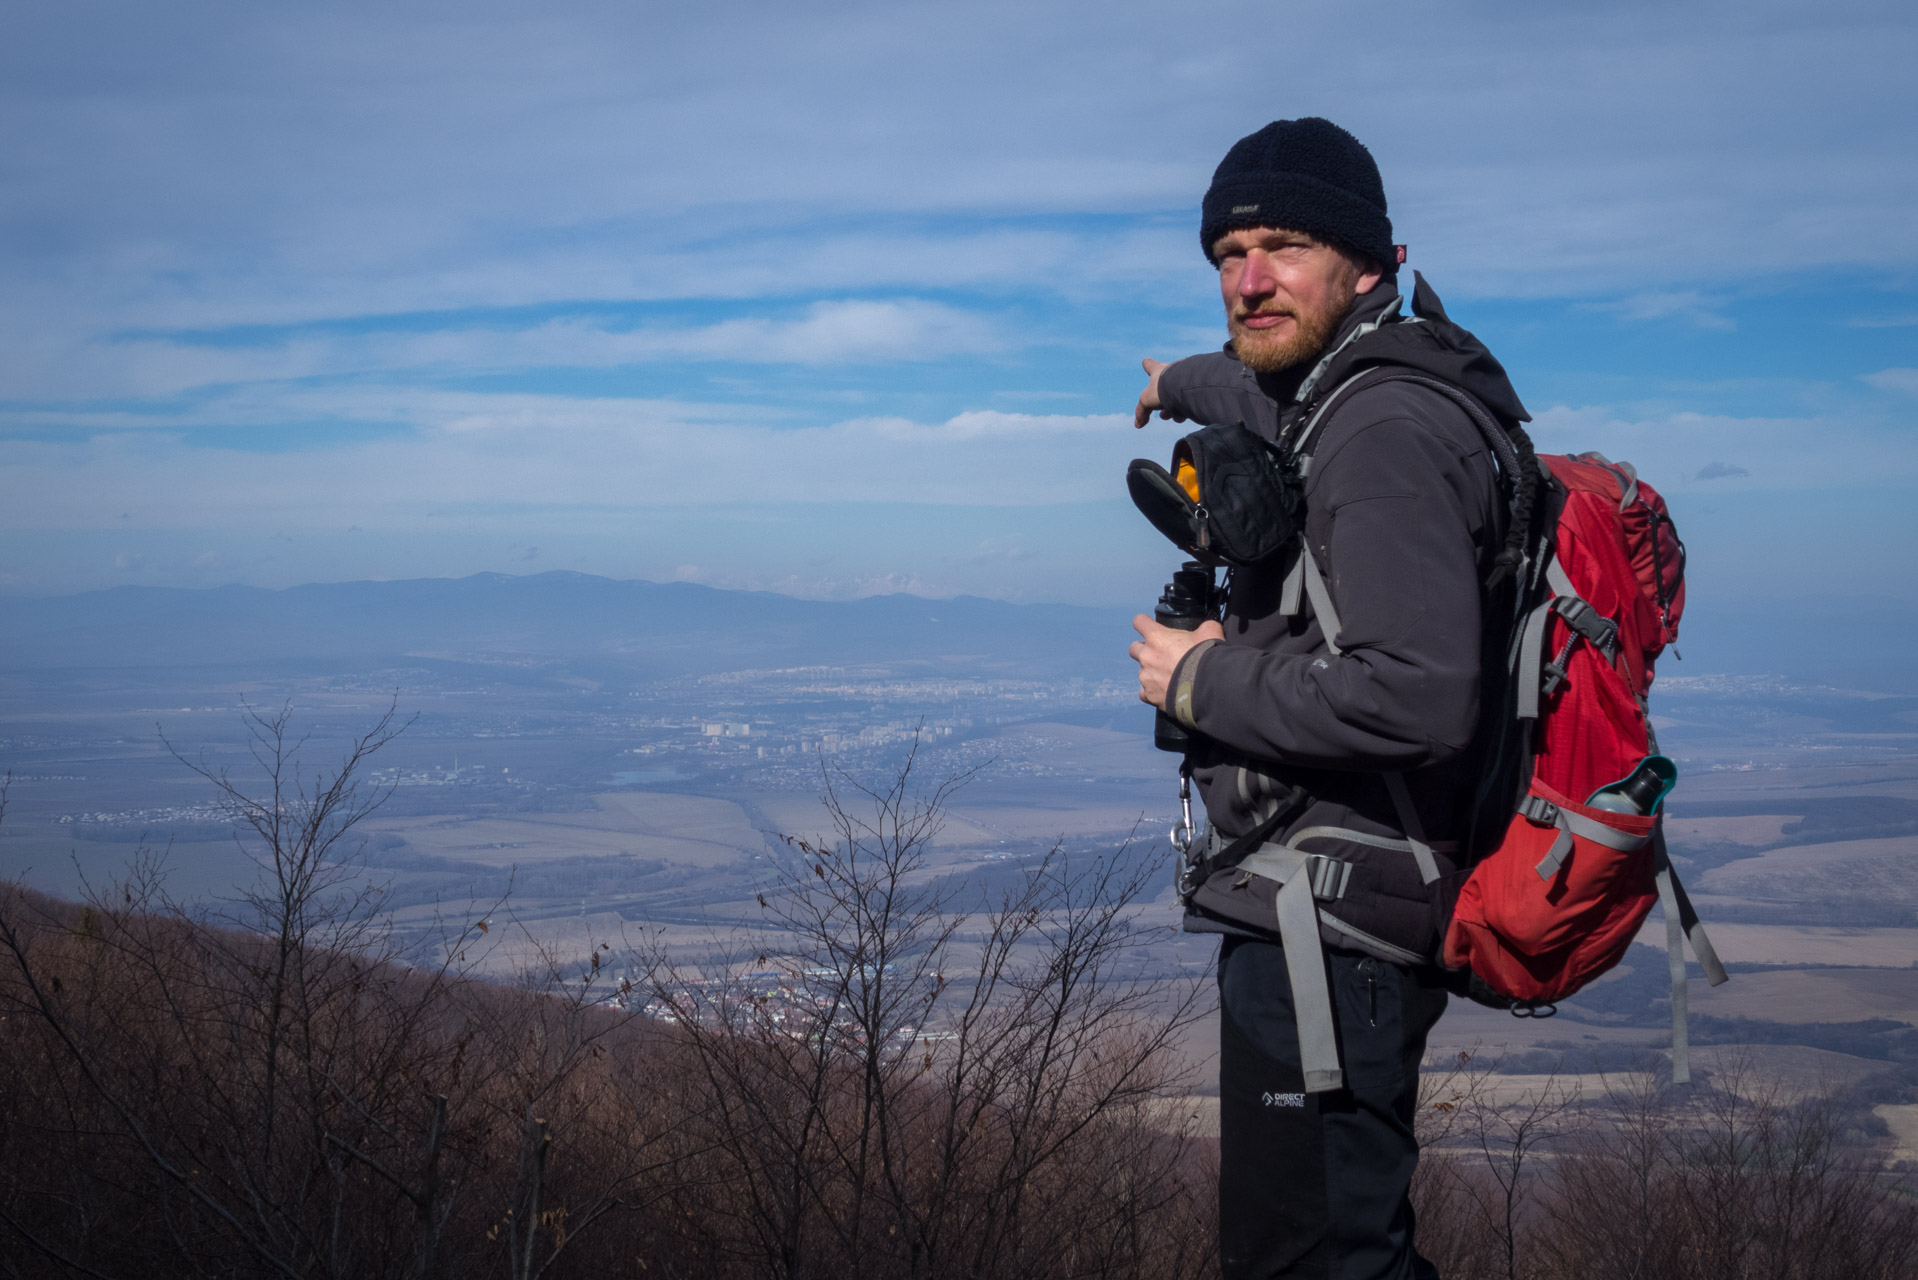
xmin=1156 ymin=274 xmax=1528 ymax=964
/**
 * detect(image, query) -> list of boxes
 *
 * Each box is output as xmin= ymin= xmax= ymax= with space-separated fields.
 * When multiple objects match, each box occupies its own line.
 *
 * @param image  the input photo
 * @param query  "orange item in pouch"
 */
xmin=1174 ymin=454 xmax=1201 ymax=503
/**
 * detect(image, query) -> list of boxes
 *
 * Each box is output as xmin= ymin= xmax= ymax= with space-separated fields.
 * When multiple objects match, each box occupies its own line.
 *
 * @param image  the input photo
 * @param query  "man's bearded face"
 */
xmin=1214 ymin=227 xmax=1374 ymax=374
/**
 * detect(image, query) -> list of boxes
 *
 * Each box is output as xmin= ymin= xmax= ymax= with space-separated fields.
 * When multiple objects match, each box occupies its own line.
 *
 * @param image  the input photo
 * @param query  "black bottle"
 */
xmin=1153 ymin=561 xmax=1217 ymax=754
xmin=1585 ymin=755 xmax=1677 ymax=815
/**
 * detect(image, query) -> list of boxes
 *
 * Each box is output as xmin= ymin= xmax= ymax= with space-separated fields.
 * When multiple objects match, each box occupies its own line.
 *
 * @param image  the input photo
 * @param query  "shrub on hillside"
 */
xmin=0 ymin=714 xmax=1214 ymax=1279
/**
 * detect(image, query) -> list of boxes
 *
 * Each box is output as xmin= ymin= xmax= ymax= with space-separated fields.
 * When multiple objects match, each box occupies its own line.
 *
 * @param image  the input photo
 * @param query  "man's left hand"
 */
xmin=1129 ymin=614 xmax=1225 ymax=711
xmin=1134 ymin=358 xmax=1170 ymax=428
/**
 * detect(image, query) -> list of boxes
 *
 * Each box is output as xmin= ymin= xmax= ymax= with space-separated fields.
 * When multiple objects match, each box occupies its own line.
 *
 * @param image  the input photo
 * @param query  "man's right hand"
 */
xmin=1134 ymin=358 xmax=1170 ymax=429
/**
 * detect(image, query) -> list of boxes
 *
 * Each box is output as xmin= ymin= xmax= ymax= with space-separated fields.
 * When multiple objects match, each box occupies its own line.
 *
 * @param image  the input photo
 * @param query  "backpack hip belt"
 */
xmin=1182 ymin=774 xmax=1456 ymax=1094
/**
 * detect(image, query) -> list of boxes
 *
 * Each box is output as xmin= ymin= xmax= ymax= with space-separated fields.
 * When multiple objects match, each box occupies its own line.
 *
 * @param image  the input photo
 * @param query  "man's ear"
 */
xmin=1353 ymin=257 xmax=1384 ymax=296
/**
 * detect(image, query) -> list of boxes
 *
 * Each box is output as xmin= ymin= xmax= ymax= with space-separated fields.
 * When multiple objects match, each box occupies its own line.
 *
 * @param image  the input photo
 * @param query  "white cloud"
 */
xmin=1593 ymin=291 xmax=1735 ymax=331
xmin=5 ymin=378 xmax=1909 ymax=555
xmin=2 ymin=0 xmax=1914 ymax=337
xmin=0 ymin=394 xmax=1146 ymax=533
xmin=1864 ymin=368 xmax=1918 ymax=396
xmin=0 ymin=300 xmax=1005 ymax=400
xmin=3 ymin=1 xmax=1915 ymax=601
xmin=646 ymin=300 xmax=1001 ymax=364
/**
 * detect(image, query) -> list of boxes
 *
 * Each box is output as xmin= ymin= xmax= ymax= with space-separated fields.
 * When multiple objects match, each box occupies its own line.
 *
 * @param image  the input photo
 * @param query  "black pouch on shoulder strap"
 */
xmin=1127 ymin=421 xmax=1302 ymax=568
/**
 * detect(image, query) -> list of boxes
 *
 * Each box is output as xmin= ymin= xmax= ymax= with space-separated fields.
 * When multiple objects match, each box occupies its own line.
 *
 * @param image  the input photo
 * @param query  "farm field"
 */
xmin=360 ymin=791 xmax=770 ymax=868
xmin=4 ymin=646 xmax=1917 ymax=1120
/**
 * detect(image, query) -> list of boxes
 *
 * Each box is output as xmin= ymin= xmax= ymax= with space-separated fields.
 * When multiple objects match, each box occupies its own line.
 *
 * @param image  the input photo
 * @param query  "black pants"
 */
xmin=1218 ymin=937 xmax=1450 ymax=1280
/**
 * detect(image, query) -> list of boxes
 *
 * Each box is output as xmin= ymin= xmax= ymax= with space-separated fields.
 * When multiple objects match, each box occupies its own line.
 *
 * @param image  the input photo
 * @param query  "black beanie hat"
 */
xmin=1200 ymin=118 xmax=1394 ymax=274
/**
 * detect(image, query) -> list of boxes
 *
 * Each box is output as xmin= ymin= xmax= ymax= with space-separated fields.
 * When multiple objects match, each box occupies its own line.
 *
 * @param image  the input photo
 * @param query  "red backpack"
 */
xmin=1187 ymin=361 xmax=1727 ymax=1091
xmin=1292 ymin=368 xmax=1728 ymax=1079
xmin=1445 ymin=451 xmax=1728 ymax=1080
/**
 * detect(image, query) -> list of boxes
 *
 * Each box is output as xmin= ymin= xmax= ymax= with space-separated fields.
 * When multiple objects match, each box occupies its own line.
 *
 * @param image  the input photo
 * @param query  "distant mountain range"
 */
xmin=0 ymin=572 xmax=1129 ymax=681
xmin=0 ymin=572 xmax=1909 ymax=691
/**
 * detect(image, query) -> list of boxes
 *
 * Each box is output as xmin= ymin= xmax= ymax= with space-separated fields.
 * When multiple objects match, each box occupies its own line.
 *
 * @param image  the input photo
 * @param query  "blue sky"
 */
xmin=2 ymin=0 xmax=1915 ymax=610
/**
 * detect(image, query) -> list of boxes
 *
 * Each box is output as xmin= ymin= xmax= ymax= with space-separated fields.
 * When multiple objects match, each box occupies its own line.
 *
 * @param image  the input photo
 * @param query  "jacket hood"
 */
xmin=1298 ymin=272 xmax=1530 ymax=425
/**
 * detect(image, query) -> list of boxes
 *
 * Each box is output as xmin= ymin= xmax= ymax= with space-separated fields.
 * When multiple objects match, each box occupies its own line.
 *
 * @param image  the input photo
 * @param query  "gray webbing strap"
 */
xmin=1300 ymin=551 xmax=1343 ymax=655
xmin=1544 ymin=556 xmax=1578 ymax=600
xmin=1607 ymin=457 xmax=1640 ymax=510
xmin=1279 ymin=553 xmax=1305 ymax=616
xmin=1235 ymin=843 xmax=1343 ymax=1093
xmin=1382 ymin=772 xmax=1442 ymax=884
xmin=1292 ymin=328 xmax=1389 ymax=434
xmin=1338 ymin=367 xmax=1522 ymax=485
xmin=1519 ymin=793 xmax=1652 ymax=880
xmin=1515 ymin=598 xmax=1554 ymax=721
xmin=1656 ymin=859 xmax=1693 ymax=1084
xmin=1536 ymin=829 xmax=1574 ymax=880
xmin=1286 ymin=825 xmax=1459 ymax=856
xmin=1516 ymin=555 xmax=1583 ymax=721
xmin=1668 ymin=864 xmax=1728 ymax=987
xmin=1537 ymin=804 xmax=1648 ymax=853
xmin=1236 ymin=843 xmax=1306 ymax=883
xmin=1278 ymin=872 xmax=1342 ymax=1093
xmin=1286 ymin=363 xmax=1489 ymax=626
xmin=1281 ymin=365 xmax=1408 ymax=620
xmin=1649 ymin=828 xmax=1728 ymax=1085
xmin=1218 ymin=831 xmax=1367 ymax=899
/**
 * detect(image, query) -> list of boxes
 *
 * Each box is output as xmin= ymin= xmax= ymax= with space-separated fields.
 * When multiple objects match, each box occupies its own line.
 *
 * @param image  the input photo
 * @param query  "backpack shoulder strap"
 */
xmin=1280 ymin=364 xmax=1544 ymax=620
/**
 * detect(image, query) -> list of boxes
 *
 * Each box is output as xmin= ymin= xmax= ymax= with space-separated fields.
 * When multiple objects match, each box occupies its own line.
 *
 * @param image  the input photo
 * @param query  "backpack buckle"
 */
xmin=1305 ymin=853 xmax=1352 ymax=902
xmin=1554 ymin=596 xmax=1620 ymax=658
xmin=1518 ymin=794 xmax=1560 ymax=826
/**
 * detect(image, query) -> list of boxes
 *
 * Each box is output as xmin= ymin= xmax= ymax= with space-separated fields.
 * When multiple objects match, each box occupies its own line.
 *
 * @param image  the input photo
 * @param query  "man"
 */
xmin=1126 ymin=118 xmax=1529 ymax=1279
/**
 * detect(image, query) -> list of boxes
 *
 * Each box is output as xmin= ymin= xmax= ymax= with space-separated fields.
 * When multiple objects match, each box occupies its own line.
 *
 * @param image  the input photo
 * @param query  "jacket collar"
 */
xmin=1265 ymin=273 xmax=1531 ymax=428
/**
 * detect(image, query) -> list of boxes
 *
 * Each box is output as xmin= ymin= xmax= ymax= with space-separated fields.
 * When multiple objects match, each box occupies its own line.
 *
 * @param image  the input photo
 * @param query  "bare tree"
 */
xmin=475 ymin=924 xmax=695 ymax=1280
xmin=641 ymin=746 xmax=975 ymax=1277
xmin=0 ymin=702 xmax=500 ymax=1276
xmin=1411 ymin=1050 xmax=1918 ymax=1280
xmin=1532 ymin=1067 xmax=1679 ymax=1280
xmin=1454 ymin=1061 xmax=1579 ymax=1280
xmin=642 ymin=741 xmax=1209 ymax=1280
xmin=1659 ymin=1057 xmax=1917 ymax=1280
xmin=1408 ymin=1049 xmax=1495 ymax=1275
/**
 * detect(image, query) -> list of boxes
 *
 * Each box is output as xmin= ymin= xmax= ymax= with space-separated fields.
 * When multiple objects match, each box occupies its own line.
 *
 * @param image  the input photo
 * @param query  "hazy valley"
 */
xmin=3 ymin=571 xmax=1916 ymax=1163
